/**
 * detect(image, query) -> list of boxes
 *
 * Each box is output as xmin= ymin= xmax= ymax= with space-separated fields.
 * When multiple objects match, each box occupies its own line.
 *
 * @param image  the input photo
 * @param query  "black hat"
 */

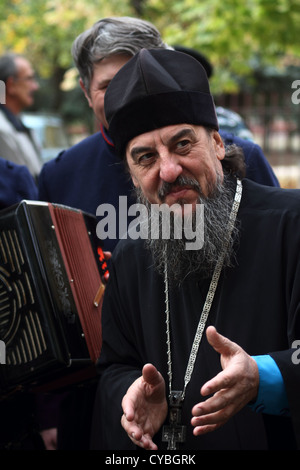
xmin=105 ymin=48 xmax=218 ymax=157
xmin=173 ymin=45 xmax=214 ymax=78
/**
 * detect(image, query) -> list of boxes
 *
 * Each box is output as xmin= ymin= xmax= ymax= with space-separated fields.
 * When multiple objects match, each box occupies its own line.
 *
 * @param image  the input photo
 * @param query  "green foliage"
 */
xmin=1 ymin=0 xmax=299 ymax=118
xmin=0 ymin=0 xmax=134 ymax=74
xmin=143 ymin=0 xmax=300 ymax=92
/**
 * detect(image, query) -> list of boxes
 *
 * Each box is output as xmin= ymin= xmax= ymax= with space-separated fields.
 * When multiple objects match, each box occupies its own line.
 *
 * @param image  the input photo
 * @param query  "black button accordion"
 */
xmin=0 ymin=201 xmax=105 ymax=394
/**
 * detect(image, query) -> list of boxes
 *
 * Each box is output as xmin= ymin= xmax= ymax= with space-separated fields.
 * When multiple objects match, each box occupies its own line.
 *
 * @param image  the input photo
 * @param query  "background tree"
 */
xmin=0 ymin=0 xmax=299 ymax=124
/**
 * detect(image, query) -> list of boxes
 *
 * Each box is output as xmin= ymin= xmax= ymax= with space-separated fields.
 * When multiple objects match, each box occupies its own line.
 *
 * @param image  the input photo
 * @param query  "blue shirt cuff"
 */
xmin=249 ymin=355 xmax=290 ymax=416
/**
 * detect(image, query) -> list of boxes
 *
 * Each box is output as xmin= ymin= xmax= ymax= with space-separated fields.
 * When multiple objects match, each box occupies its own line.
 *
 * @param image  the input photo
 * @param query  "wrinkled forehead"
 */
xmin=126 ymin=123 xmax=207 ymax=159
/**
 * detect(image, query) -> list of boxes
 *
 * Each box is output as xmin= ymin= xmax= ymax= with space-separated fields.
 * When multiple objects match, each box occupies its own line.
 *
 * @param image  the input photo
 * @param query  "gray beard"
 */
xmin=135 ymin=174 xmax=240 ymax=285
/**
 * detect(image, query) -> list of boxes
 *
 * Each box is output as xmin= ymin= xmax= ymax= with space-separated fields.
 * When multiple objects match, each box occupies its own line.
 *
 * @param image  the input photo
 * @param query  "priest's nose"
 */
xmin=159 ymin=153 xmax=183 ymax=183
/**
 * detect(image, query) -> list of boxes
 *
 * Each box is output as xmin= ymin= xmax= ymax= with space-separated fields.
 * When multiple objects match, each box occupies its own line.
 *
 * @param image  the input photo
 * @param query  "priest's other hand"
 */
xmin=121 ymin=363 xmax=168 ymax=450
xmin=191 ymin=326 xmax=259 ymax=436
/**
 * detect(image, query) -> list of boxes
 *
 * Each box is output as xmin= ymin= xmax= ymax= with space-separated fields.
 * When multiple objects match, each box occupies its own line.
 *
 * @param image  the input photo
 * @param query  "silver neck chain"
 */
xmin=164 ymin=179 xmax=243 ymax=402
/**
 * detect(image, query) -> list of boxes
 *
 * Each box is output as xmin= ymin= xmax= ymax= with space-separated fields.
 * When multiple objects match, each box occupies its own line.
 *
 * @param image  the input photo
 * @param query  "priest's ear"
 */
xmin=211 ymin=130 xmax=225 ymax=161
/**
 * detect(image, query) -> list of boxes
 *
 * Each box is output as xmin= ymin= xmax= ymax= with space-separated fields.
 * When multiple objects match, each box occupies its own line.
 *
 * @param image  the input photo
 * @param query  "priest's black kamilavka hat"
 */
xmin=105 ymin=48 xmax=219 ymax=157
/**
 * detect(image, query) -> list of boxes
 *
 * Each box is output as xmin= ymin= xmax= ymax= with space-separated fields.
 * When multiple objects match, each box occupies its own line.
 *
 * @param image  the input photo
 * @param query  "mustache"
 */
xmin=158 ymin=175 xmax=203 ymax=202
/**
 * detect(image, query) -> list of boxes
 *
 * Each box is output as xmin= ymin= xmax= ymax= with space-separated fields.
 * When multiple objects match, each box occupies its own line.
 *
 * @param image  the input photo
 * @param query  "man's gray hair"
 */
xmin=72 ymin=16 xmax=170 ymax=93
xmin=0 ymin=53 xmax=22 ymax=83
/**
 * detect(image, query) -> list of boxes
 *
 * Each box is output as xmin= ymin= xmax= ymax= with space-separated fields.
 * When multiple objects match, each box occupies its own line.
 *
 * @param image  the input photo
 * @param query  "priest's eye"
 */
xmin=175 ymin=139 xmax=191 ymax=152
xmin=137 ymin=153 xmax=156 ymax=166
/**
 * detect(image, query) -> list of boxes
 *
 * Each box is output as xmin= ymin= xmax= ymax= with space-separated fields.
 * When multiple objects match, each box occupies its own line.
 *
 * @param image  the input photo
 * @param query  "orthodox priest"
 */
xmin=91 ymin=48 xmax=300 ymax=450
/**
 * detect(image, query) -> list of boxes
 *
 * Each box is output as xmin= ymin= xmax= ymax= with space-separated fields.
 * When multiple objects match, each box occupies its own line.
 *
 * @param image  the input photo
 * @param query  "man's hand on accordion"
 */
xmin=102 ymin=251 xmax=111 ymax=282
xmin=94 ymin=251 xmax=111 ymax=307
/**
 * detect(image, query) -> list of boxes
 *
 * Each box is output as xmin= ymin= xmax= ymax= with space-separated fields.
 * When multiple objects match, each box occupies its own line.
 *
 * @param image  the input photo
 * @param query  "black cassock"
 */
xmin=91 ymin=179 xmax=300 ymax=450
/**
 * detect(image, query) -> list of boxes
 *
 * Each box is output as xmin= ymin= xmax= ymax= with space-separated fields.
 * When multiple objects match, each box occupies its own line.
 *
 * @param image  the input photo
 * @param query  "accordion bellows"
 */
xmin=0 ymin=201 xmax=104 ymax=392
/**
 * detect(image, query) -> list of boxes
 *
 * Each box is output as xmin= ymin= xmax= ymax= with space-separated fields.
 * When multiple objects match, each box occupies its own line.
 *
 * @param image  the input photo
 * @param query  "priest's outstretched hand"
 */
xmin=121 ymin=363 xmax=168 ymax=450
xmin=191 ymin=326 xmax=259 ymax=435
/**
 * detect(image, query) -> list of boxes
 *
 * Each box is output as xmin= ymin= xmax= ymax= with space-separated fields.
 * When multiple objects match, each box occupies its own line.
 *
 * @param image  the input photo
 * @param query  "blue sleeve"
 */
xmin=17 ymin=165 xmax=38 ymax=200
xmin=0 ymin=158 xmax=38 ymax=208
xmin=249 ymin=355 xmax=290 ymax=416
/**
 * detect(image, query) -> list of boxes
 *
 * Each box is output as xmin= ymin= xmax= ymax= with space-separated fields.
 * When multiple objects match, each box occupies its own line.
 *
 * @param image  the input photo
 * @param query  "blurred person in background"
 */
xmin=38 ymin=17 xmax=170 ymax=250
xmin=0 ymin=157 xmax=38 ymax=209
xmin=0 ymin=53 xmax=41 ymax=179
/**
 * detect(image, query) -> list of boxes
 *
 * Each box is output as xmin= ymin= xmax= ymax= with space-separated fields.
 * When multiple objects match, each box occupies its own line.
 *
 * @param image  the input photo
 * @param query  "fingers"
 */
xmin=206 ymin=326 xmax=239 ymax=356
xmin=121 ymin=413 xmax=142 ymax=439
xmin=120 ymin=364 xmax=166 ymax=450
xmin=192 ymin=388 xmax=233 ymax=420
xmin=190 ymin=326 xmax=259 ymax=436
xmin=193 ymin=386 xmax=234 ymax=416
xmin=142 ymin=363 xmax=163 ymax=387
xmin=121 ymin=414 xmax=158 ymax=450
xmin=191 ymin=403 xmax=240 ymax=436
xmin=121 ymin=367 xmax=158 ymax=421
xmin=103 ymin=251 xmax=112 ymax=260
xmin=200 ymin=367 xmax=233 ymax=397
xmin=191 ymin=388 xmax=245 ymax=436
xmin=201 ymin=327 xmax=237 ymax=396
xmin=192 ymin=389 xmax=239 ymax=424
xmin=203 ymin=326 xmax=247 ymax=396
